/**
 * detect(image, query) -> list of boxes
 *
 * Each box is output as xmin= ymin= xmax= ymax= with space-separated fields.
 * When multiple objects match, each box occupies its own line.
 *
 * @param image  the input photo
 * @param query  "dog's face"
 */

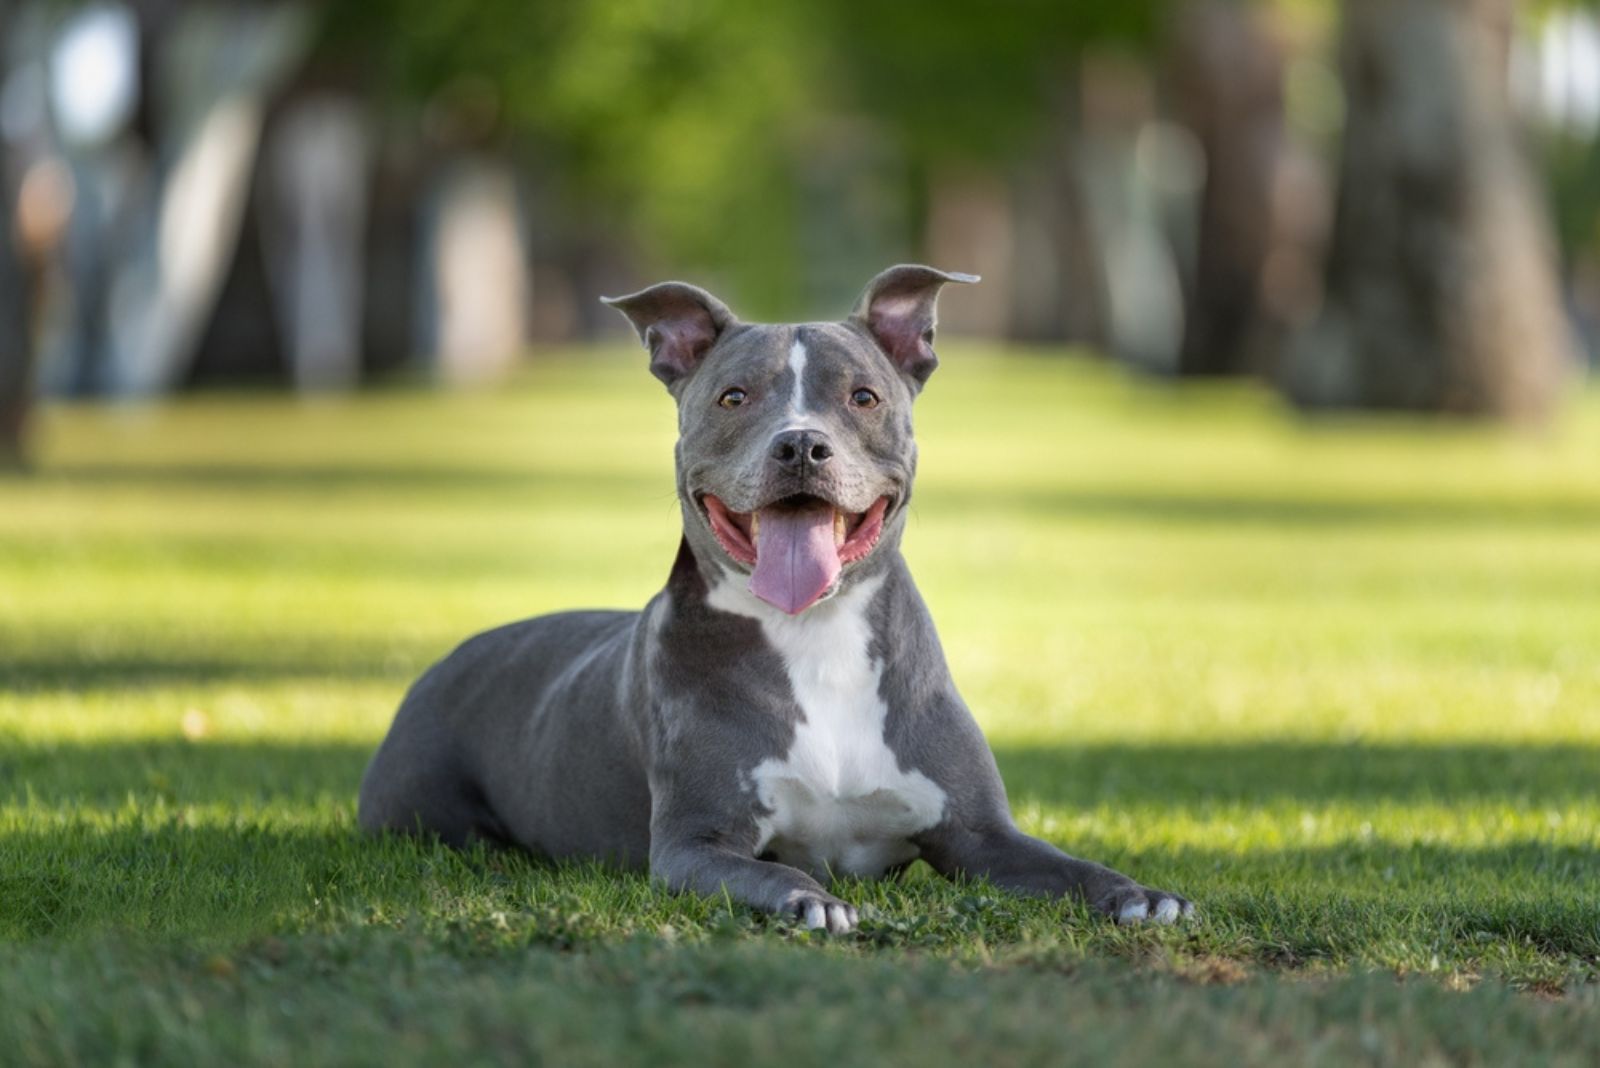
xmin=606 ymin=265 xmax=976 ymax=614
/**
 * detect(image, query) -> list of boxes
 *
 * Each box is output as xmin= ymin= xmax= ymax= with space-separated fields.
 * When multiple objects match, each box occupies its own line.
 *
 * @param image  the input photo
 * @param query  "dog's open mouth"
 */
xmin=700 ymin=493 xmax=890 ymax=615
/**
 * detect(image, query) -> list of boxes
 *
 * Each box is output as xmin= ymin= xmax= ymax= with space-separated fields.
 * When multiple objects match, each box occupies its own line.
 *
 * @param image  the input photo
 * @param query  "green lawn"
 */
xmin=3 ymin=349 xmax=1599 ymax=1064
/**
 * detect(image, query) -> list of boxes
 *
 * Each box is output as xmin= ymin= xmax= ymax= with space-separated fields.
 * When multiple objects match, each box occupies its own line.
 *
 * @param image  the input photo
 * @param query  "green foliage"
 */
xmin=811 ymin=0 xmax=1165 ymax=163
xmin=317 ymin=2 xmax=1170 ymax=313
xmin=3 ymin=351 xmax=1599 ymax=1059
xmin=323 ymin=0 xmax=817 ymax=311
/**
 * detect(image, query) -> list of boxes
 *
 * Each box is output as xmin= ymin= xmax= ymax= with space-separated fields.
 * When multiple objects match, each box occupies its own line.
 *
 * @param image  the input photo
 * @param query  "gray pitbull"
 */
xmin=358 ymin=265 xmax=1193 ymax=932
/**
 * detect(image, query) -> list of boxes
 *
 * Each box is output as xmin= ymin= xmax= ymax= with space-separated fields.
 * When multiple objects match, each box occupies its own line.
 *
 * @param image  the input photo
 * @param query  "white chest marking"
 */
xmin=708 ymin=572 xmax=947 ymax=878
xmin=786 ymin=338 xmax=809 ymax=418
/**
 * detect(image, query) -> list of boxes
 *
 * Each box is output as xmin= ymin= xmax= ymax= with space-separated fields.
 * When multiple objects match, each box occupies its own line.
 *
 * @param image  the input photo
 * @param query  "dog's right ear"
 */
xmin=601 ymin=282 xmax=736 ymax=387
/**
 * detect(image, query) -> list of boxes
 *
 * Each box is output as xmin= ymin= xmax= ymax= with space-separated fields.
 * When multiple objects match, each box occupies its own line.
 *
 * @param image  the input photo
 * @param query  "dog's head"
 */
xmin=604 ymin=265 xmax=977 ymax=615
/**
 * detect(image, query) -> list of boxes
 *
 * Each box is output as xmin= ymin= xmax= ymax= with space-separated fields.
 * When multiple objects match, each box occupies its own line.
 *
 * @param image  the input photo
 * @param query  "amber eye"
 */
xmin=850 ymin=388 xmax=880 ymax=409
xmin=718 ymin=388 xmax=747 ymax=409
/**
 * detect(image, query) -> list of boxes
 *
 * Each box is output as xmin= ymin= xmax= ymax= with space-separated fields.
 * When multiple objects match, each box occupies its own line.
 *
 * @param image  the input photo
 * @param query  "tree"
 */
xmin=321 ymin=0 xmax=818 ymax=317
xmin=324 ymin=0 xmax=1168 ymax=321
xmin=1282 ymin=0 xmax=1575 ymax=418
xmin=0 ymin=181 xmax=28 ymax=469
xmin=0 ymin=7 xmax=33 ymax=468
xmin=1166 ymin=0 xmax=1288 ymax=376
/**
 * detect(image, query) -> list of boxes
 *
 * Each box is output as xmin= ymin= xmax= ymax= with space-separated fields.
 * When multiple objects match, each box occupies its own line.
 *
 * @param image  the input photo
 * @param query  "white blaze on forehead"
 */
xmin=787 ymin=337 xmax=809 ymax=416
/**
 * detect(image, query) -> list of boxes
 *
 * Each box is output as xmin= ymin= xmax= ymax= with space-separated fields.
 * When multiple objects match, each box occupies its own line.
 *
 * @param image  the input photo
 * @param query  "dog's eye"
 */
xmin=850 ymin=388 xmax=880 ymax=409
xmin=718 ymin=388 xmax=747 ymax=409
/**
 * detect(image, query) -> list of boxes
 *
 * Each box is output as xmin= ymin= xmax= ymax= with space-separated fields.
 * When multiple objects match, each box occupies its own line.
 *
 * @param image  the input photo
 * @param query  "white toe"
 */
xmin=1153 ymin=898 xmax=1181 ymax=924
xmin=825 ymin=903 xmax=855 ymax=934
xmin=1118 ymin=899 xmax=1150 ymax=923
xmin=803 ymin=900 xmax=827 ymax=929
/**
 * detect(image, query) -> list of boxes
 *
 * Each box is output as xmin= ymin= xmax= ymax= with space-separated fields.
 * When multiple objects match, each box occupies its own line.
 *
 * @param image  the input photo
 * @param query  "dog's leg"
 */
xmin=920 ymin=825 xmax=1194 ymax=925
xmin=650 ymin=837 xmax=859 ymax=933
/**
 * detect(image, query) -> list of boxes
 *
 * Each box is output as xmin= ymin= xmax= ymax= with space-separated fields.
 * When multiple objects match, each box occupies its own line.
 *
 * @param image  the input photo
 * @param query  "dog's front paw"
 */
xmin=778 ymin=889 xmax=858 ymax=934
xmin=1095 ymin=883 xmax=1195 ymax=926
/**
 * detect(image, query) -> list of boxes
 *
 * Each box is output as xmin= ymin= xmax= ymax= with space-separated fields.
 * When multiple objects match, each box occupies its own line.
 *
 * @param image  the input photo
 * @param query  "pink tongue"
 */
xmin=749 ymin=503 xmax=841 ymax=615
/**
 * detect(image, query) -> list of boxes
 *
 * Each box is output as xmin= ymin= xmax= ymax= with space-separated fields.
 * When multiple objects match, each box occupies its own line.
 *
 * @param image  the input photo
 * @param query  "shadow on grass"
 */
xmin=39 ymin=461 xmax=1600 ymax=527
xmin=928 ymin=488 xmax=1600 ymax=529
xmin=5 ymin=737 xmax=1596 ymax=811
xmin=0 ymin=652 xmax=418 ymax=693
xmin=1 ymin=739 xmax=376 ymax=806
xmin=992 ymin=742 xmax=1600 ymax=806
xmin=42 ymin=462 xmax=665 ymax=500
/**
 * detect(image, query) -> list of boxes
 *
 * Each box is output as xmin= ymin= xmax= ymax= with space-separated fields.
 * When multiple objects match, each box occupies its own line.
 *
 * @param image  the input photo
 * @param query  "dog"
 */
xmin=358 ymin=265 xmax=1193 ymax=932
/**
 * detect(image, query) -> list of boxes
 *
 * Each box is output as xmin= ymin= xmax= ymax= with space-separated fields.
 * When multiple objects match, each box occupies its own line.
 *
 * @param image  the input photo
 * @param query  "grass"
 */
xmin=2 ymin=347 xmax=1598 ymax=1064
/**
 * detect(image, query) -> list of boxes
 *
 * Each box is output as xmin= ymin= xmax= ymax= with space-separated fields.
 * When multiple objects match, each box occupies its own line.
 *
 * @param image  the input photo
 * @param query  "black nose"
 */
xmin=769 ymin=429 xmax=834 ymax=471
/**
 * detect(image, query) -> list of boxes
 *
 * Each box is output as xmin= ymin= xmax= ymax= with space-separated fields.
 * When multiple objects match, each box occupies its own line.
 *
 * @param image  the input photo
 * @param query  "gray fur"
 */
xmin=359 ymin=265 xmax=1192 ymax=931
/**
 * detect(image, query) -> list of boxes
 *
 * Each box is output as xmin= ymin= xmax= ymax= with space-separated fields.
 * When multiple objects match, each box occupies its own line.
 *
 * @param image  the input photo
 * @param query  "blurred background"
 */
xmin=2 ymin=0 xmax=1599 ymax=467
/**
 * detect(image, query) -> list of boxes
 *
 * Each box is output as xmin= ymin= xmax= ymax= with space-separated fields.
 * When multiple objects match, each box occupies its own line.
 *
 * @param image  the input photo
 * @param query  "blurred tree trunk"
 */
xmin=1009 ymin=62 xmax=1108 ymax=349
xmin=1167 ymin=0 xmax=1286 ymax=376
xmin=0 ymin=11 xmax=33 ymax=469
xmin=1283 ymin=0 xmax=1573 ymax=418
xmin=0 ymin=192 xmax=29 ymax=469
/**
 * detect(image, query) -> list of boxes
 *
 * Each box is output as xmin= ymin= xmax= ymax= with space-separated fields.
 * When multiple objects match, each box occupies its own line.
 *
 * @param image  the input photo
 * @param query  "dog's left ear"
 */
xmin=602 ymin=282 xmax=737 ymax=387
xmin=850 ymin=265 xmax=979 ymax=388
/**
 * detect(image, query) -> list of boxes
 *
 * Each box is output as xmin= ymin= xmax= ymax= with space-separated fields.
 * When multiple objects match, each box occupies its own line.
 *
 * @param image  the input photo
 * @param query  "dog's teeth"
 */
xmin=750 ymin=512 xmax=759 ymax=541
xmin=833 ymin=509 xmax=845 ymax=548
